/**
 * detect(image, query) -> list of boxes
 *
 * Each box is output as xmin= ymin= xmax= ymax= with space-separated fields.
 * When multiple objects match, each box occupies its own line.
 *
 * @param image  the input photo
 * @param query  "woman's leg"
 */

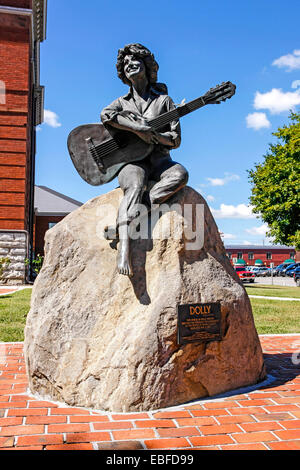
xmin=116 ymin=163 xmax=148 ymax=276
xmin=149 ymin=160 xmax=189 ymax=205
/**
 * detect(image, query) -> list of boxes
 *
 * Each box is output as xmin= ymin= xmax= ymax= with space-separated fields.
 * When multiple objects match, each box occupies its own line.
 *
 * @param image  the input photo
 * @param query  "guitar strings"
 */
xmin=95 ymin=140 xmax=118 ymax=153
xmin=92 ymin=86 xmax=233 ymax=159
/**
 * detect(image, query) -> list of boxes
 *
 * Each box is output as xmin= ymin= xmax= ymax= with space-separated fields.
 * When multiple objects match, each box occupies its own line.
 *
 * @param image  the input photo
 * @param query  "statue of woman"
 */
xmin=101 ymin=43 xmax=189 ymax=277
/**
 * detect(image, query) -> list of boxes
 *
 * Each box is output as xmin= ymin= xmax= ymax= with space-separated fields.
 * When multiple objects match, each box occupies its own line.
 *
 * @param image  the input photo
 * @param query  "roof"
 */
xmin=34 ymin=186 xmax=82 ymax=216
xmin=225 ymin=245 xmax=295 ymax=250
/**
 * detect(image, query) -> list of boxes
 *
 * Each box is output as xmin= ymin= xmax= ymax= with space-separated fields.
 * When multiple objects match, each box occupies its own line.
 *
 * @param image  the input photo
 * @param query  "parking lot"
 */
xmin=254 ymin=277 xmax=296 ymax=287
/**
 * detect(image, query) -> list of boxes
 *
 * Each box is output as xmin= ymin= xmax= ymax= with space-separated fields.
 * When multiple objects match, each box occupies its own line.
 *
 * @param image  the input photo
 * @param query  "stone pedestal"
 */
xmin=24 ymin=187 xmax=265 ymax=412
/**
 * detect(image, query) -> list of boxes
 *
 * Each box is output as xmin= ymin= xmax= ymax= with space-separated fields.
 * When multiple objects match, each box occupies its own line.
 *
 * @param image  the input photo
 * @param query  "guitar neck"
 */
xmin=149 ymin=95 xmax=207 ymax=130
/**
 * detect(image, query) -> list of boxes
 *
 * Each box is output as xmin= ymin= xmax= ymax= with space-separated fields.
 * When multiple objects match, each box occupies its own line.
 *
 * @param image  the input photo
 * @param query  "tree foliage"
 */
xmin=248 ymin=112 xmax=300 ymax=249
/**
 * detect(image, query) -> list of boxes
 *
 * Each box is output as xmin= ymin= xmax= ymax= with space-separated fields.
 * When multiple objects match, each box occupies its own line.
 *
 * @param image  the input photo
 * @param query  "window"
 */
xmin=266 ymin=252 xmax=272 ymax=260
xmin=248 ymin=253 xmax=254 ymax=260
xmin=237 ymin=252 xmax=243 ymax=259
xmin=48 ymin=222 xmax=57 ymax=229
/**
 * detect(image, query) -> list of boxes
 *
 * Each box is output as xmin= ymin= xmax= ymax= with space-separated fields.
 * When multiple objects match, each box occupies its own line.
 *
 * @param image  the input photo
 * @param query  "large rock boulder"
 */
xmin=24 ymin=187 xmax=266 ymax=412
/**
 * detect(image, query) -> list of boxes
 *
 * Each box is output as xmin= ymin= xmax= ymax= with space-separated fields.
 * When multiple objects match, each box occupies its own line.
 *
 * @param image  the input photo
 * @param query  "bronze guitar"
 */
xmin=67 ymin=81 xmax=236 ymax=186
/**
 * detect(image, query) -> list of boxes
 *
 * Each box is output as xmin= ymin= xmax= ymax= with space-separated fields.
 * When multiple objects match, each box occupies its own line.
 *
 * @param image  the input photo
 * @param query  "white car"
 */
xmin=253 ymin=267 xmax=270 ymax=277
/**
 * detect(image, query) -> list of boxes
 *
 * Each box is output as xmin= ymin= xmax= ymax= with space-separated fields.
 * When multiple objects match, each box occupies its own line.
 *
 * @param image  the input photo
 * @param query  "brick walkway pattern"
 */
xmin=0 ymin=289 xmax=18 ymax=296
xmin=0 ymin=335 xmax=300 ymax=451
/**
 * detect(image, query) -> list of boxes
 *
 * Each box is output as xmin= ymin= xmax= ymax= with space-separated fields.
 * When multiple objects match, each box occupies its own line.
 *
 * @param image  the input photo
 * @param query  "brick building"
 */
xmin=34 ymin=186 xmax=82 ymax=256
xmin=225 ymin=245 xmax=296 ymax=267
xmin=0 ymin=0 xmax=47 ymax=284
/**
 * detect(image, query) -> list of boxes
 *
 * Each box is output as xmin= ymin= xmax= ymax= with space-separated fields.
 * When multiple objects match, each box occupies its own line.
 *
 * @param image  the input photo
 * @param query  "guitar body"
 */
xmin=67 ymin=123 xmax=154 ymax=186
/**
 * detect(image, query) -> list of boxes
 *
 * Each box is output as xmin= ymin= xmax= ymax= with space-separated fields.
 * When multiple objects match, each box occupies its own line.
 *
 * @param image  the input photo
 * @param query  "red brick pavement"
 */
xmin=0 ymin=289 xmax=18 ymax=296
xmin=0 ymin=335 xmax=299 ymax=450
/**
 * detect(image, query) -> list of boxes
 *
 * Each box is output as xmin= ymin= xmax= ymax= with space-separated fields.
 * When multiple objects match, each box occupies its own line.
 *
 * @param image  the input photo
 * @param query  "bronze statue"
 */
xmin=100 ymin=44 xmax=188 ymax=276
xmin=67 ymin=44 xmax=236 ymax=277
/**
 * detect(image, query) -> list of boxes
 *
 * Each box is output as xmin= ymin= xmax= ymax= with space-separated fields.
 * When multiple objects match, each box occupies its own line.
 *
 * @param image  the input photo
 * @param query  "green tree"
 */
xmin=248 ymin=112 xmax=300 ymax=249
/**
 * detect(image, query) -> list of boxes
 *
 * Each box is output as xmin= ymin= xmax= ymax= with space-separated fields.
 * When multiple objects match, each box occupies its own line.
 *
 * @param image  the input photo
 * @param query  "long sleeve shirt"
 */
xmin=100 ymin=86 xmax=181 ymax=160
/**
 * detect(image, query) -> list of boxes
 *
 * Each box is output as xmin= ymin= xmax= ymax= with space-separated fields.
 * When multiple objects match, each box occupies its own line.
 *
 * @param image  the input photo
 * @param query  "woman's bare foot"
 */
xmin=117 ymin=238 xmax=133 ymax=277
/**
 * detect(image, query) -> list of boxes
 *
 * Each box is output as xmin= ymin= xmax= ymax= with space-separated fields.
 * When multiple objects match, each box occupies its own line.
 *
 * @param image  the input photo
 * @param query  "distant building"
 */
xmin=0 ymin=0 xmax=47 ymax=284
xmin=34 ymin=186 xmax=82 ymax=255
xmin=225 ymin=245 xmax=296 ymax=267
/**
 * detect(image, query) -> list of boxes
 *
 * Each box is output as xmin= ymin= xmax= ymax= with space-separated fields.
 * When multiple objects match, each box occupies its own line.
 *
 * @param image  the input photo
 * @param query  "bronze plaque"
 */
xmin=177 ymin=302 xmax=222 ymax=345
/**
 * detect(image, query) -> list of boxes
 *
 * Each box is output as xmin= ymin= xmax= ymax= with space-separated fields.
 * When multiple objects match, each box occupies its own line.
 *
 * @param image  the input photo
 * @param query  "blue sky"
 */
xmin=36 ymin=0 xmax=300 ymax=246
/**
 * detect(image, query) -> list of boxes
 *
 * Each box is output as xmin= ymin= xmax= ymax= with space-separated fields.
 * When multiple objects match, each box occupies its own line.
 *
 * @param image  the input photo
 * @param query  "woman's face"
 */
xmin=123 ymin=54 xmax=146 ymax=83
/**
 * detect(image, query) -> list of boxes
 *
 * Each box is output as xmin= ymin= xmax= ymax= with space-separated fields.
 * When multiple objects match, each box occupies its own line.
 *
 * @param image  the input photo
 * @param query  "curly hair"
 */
xmin=116 ymin=43 xmax=159 ymax=86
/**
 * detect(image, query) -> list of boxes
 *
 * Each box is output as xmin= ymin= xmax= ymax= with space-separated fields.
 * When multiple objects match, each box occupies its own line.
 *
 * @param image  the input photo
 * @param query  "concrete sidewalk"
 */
xmin=249 ymin=295 xmax=300 ymax=301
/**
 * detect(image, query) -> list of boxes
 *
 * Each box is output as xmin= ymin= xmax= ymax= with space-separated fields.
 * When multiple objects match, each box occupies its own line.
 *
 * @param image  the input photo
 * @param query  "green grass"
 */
xmin=0 ymin=287 xmax=299 ymax=341
xmin=250 ymin=297 xmax=300 ymax=334
xmin=0 ymin=289 xmax=32 ymax=342
xmin=245 ymin=284 xmax=300 ymax=299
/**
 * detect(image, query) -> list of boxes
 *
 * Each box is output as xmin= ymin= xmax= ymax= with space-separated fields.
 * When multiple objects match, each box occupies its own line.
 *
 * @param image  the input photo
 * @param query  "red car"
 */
xmin=234 ymin=267 xmax=255 ymax=283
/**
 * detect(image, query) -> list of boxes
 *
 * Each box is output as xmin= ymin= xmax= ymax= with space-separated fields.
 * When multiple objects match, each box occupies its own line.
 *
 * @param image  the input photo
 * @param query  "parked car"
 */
xmin=285 ymin=263 xmax=300 ymax=277
xmin=261 ymin=267 xmax=271 ymax=277
xmin=234 ymin=267 xmax=255 ymax=283
xmin=249 ymin=267 xmax=261 ymax=275
xmin=281 ymin=263 xmax=297 ymax=277
xmin=262 ymin=267 xmax=276 ymax=277
xmin=294 ymin=267 xmax=300 ymax=287
xmin=273 ymin=264 xmax=284 ymax=276
xmin=252 ymin=267 xmax=270 ymax=277
xmin=274 ymin=263 xmax=292 ymax=276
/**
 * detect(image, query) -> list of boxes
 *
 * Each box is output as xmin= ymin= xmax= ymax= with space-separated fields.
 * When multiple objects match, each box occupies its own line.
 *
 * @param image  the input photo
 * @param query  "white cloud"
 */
xmin=254 ymin=88 xmax=300 ymax=114
xmin=246 ymin=112 xmax=271 ymax=130
xmin=241 ymin=240 xmax=265 ymax=246
xmin=272 ymin=50 xmax=300 ymax=71
xmin=210 ymin=203 xmax=256 ymax=219
xmin=43 ymin=109 xmax=62 ymax=128
xmin=206 ymin=195 xmax=215 ymax=202
xmin=292 ymin=80 xmax=300 ymax=89
xmin=221 ymin=233 xmax=237 ymax=240
xmin=242 ymin=240 xmax=253 ymax=245
xmin=245 ymin=224 xmax=275 ymax=244
xmin=245 ymin=223 xmax=269 ymax=236
xmin=206 ymin=173 xmax=240 ymax=187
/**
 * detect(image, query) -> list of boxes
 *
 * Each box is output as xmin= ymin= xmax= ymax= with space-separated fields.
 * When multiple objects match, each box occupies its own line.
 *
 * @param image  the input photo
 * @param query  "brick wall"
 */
xmin=34 ymin=216 xmax=65 ymax=256
xmin=226 ymin=248 xmax=296 ymax=267
xmin=0 ymin=6 xmax=32 ymax=232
